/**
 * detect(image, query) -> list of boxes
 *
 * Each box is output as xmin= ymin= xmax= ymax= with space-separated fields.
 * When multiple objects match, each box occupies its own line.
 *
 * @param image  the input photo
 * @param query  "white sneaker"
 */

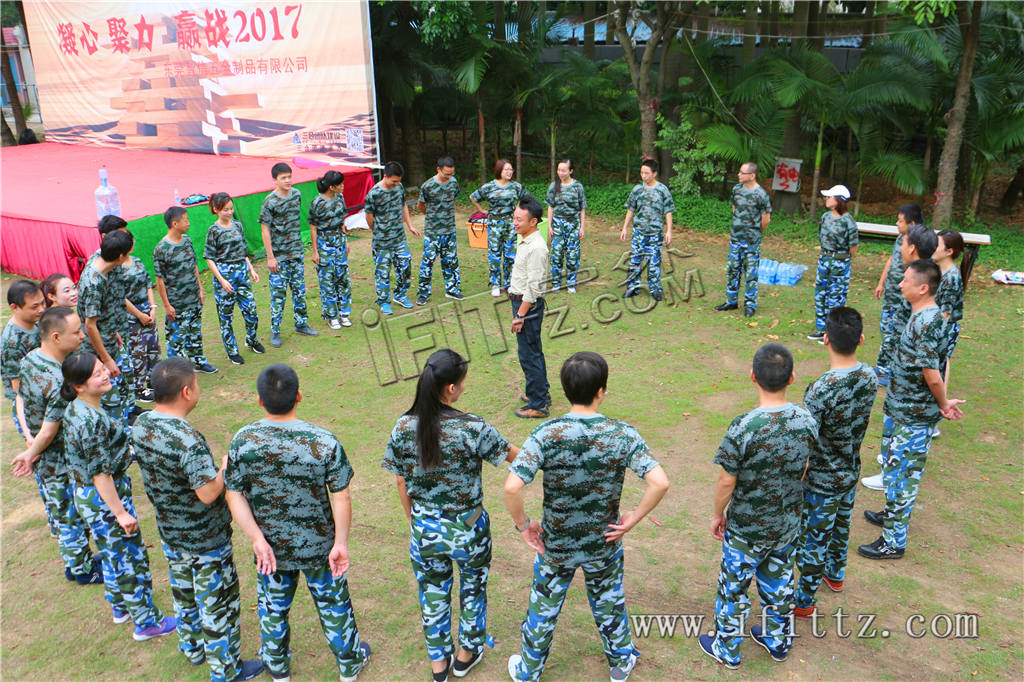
xmin=876 ymin=454 xmax=884 ymax=465
xmin=861 ymin=473 xmax=885 ymax=491
xmin=340 ymin=316 xmax=352 ymax=328
xmin=610 ymin=652 xmax=638 ymax=681
xmin=931 ymin=427 xmax=941 ymax=438
xmin=567 ymin=286 xmax=576 ymax=294
xmin=507 ymin=654 xmax=523 ymax=681
xmin=551 ymin=285 xmax=560 ymax=293
xmin=328 ymin=318 xmax=342 ymax=330
xmin=491 ymin=286 xmax=501 ymax=297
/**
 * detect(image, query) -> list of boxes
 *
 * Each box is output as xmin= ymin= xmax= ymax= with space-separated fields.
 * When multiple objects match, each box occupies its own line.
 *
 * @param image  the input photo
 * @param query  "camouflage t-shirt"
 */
xmin=884 ymin=305 xmax=948 ymax=427
xmin=1 ymin=320 xmax=39 ymax=401
xmin=225 ymin=419 xmax=354 ymax=571
xmin=509 ymin=413 xmax=659 ymax=567
xmin=204 ymin=219 xmax=250 ymax=264
xmin=364 ymin=181 xmax=408 ymax=251
xmin=259 ymin=188 xmax=304 ymax=261
xmin=626 ymin=182 xmax=675 ymax=236
xmin=84 ymin=249 xmax=130 ymax=335
xmin=17 ymin=349 xmax=67 ymax=479
xmin=153 ymin=235 xmax=201 ymax=311
xmin=77 ymin=263 xmax=123 ymax=355
xmin=121 ymin=255 xmax=153 ymax=307
xmin=936 ymin=266 xmax=964 ymax=325
xmin=882 ymin=235 xmax=907 ymax=308
xmin=309 ymin=194 xmax=348 ymax=234
xmin=818 ymin=212 xmax=859 ymax=253
xmin=713 ymin=404 xmax=817 ymax=545
xmin=470 ymin=180 xmax=524 ymax=221
xmin=545 ymin=181 xmax=587 ymax=225
xmin=802 ymin=363 xmax=878 ymax=495
xmin=62 ymin=398 xmax=132 ymax=487
xmin=132 ymin=411 xmax=232 ymax=553
xmin=382 ymin=410 xmax=510 ymax=512
xmin=730 ymin=183 xmax=772 ymax=244
xmin=419 ymin=176 xmax=461 ymax=235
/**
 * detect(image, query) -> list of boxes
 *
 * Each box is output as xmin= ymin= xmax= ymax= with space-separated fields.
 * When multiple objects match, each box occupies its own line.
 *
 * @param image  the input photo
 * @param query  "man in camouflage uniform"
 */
xmin=416 ymin=157 xmax=463 ymax=305
xmin=225 ymin=364 xmax=371 ymax=682
xmin=122 ymin=252 xmax=160 ymax=402
xmin=794 ymin=308 xmax=876 ymax=616
xmin=365 ymin=161 xmax=420 ymax=314
xmin=154 ymin=207 xmax=216 ymax=374
xmin=505 ymin=352 xmax=669 ymax=682
xmin=858 ymin=260 xmax=965 ymax=560
xmin=620 ymin=159 xmax=675 ymax=301
xmin=10 ymin=306 xmax=101 ymax=584
xmin=700 ymin=343 xmax=817 ymax=669
xmin=715 ymin=161 xmax=772 ymax=317
xmin=132 ymin=358 xmax=262 ymax=682
xmin=872 ymin=205 xmax=920 ymax=384
xmin=260 ymin=162 xmax=319 ymax=347
xmin=309 ymin=182 xmax=353 ymax=328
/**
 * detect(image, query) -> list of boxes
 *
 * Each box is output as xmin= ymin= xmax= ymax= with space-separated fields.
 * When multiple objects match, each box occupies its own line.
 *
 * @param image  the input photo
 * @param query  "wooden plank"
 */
xmin=118 ymin=108 xmax=206 ymax=125
xmin=156 ymin=122 xmax=205 ymax=137
xmin=211 ymin=93 xmax=262 ymax=112
xmin=857 ymin=222 xmax=990 ymax=245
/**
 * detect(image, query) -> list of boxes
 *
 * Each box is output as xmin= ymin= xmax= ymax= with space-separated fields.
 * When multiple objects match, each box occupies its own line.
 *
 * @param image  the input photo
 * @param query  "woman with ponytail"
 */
xmin=545 ymin=159 xmax=587 ymax=293
xmin=382 ymin=349 xmax=518 ymax=681
xmin=61 ymin=352 xmax=175 ymax=640
xmin=310 ymin=170 xmax=353 ymax=328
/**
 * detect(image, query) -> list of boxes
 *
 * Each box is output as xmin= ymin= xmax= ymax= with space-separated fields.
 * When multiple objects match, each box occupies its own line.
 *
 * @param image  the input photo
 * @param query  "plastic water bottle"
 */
xmin=174 ymin=188 xmax=181 ymax=205
xmin=768 ymin=260 xmax=779 ymax=285
xmin=777 ymin=263 xmax=789 ymax=286
xmin=94 ymin=168 xmax=121 ymax=220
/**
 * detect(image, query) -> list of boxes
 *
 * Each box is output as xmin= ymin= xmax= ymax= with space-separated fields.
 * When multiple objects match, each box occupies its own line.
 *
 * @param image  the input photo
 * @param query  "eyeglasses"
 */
xmin=738 ymin=170 xmax=753 ymax=175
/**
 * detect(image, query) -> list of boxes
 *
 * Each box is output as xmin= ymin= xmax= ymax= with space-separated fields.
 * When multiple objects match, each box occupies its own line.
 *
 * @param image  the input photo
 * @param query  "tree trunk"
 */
xmin=1 ymin=113 xmax=16 ymax=146
xmin=808 ymin=110 xmax=826 ymax=221
xmin=549 ymin=121 xmax=557 ymax=183
xmin=792 ymin=0 xmax=811 ymax=48
xmin=998 ymin=164 xmax=1024 ymax=213
xmin=583 ymin=1 xmax=596 ymax=60
xmin=0 ymin=29 xmax=27 ymax=138
xmin=844 ymin=126 xmax=852 ymax=180
xmin=656 ymin=32 xmax=680 ymax=181
xmin=742 ymin=0 xmax=758 ymax=64
xmin=514 ymin=108 xmax=523 ymax=181
xmin=775 ymin=111 xmax=804 ymax=215
xmin=808 ymin=0 xmax=825 ymax=53
xmin=863 ymin=1 xmax=876 ymax=48
xmin=933 ymin=1 xmax=983 ymax=229
xmin=768 ymin=1 xmax=780 ymax=48
xmin=400 ymin=105 xmax=424 ymax=184
xmin=494 ymin=1 xmax=506 ymax=42
xmin=477 ymin=99 xmax=487 ymax=184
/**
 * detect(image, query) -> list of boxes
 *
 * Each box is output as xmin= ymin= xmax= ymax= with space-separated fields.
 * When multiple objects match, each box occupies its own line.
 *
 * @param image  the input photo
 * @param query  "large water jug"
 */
xmin=95 ymin=168 xmax=121 ymax=220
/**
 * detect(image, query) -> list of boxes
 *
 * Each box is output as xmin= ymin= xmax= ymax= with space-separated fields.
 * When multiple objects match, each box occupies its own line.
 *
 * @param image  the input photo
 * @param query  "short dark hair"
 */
xmin=905 ymin=223 xmax=937 ymax=259
xmin=560 ymin=352 xmax=608 ymax=405
xmin=98 ymin=214 xmax=128 ymax=235
xmin=7 ymin=280 xmax=42 ymax=307
xmin=271 ymin=162 xmax=292 ymax=178
xmin=752 ymin=343 xmax=793 ymax=392
xmin=898 ymin=203 xmax=923 ymax=225
xmin=437 ymin=156 xmax=455 ymax=169
xmin=150 ymin=357 xmax=196 ymax=404
xmin=641 ymin=158 xmax=659 ymax=174
xmin=257 ymin=363 xmax=299 ymax=415
xmin=937 ymin=229 xmax=964 ymax=260
xmin=383 ymin=161 xmax=404 ymax=178
xmin=100 ymin=229 xmax=134 ymax=261
xmin=906 ymin=259 xmax=941 ymax=295
xmin=493 ymin=158 xmax=512 ymax=179
xmin=38 ymin=306 xmax=76 ymax=338
xmin=163 ymin=205 xmax=188 ymax=228
xmin=518 ymin=195 xmax=543 ymax=222
xmin=825 ymin=307 xmax=863 ymax=355
xmin=209 ymin=192 xmax=232 ymax=214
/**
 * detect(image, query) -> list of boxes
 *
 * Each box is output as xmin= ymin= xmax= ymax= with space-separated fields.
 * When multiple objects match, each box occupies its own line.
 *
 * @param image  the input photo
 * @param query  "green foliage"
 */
xmin=414 ymin=1 xmax=476 ymax=46
xmin=655 ymin=112 xmax=720 ymax=197
xmin=896 ymin=0 xmax=958 ymax=26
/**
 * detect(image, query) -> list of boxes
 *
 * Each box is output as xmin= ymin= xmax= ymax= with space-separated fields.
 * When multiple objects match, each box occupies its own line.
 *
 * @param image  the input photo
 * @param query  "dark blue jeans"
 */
xmin=514 ymin=297 xmax=550 ymax=410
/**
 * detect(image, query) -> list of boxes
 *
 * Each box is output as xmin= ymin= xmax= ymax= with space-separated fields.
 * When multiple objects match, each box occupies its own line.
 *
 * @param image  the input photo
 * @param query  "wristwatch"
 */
xmin=514 ymin=516 xmax=530 ymax=532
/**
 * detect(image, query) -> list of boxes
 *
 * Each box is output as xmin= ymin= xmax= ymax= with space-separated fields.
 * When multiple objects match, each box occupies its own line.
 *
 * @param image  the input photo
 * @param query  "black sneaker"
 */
xmin=195 ymin=362 xmax=219 ymax=374
xmin=229 ymin=354 xmax=245 ymax=365
xmin=295 ymin=325 xmax=319 ymax=336
xmin=137 ymin=388 xmax=155 ymax=403
xmin=744 ymin=306 xmax=756 ymax=317
xmin=807 ymin=330 xmax=825 ymax=341
xmin=714 ymin=302 xmax=738 ymax=311
xmin=246 ymin=339 xmax=266 ymax=354
xmin=863 ymin=509 xmax=888 ymax=527
xmin=857 ymin=536 xmax=904 ymax=560
xmin=750 ymin=625 xmax=787 ymax=662
xmin=650 ymin=290 xmax=663 ymax=301
xmin=698 ymin=633 xmax=739 ymax=670
xmin=622 ymin=288 xmax=641 ymax=299
xmin=433 ymin=655 xmax=452 ymax=682
xmin=230 ymin=660 xmax=265 ymax=682
xmin=452 ymin=649 xmax=484 ymax=678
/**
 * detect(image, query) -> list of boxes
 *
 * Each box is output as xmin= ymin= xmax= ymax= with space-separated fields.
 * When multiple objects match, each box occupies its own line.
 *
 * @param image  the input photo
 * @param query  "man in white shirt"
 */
xmin=509 ymin=196 xmax=551 ymax=418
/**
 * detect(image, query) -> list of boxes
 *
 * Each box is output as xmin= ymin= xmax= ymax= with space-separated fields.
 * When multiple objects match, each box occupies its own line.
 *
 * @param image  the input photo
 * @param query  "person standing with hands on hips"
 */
xmin=508 ymin=196 xmax=551 ymax=419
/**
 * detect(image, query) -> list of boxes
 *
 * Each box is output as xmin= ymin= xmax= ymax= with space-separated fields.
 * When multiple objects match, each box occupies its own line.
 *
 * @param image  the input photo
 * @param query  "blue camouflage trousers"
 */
xmin=549 ymin=217 xmax=581 ymax=289
xmin=316 ymin=232 xmax=352 ymax=319
xmin=74 ymin=476 xmax=163 ymax=628
xmin=487 ymin=218 xmax=516 ymax=289
xmin=166 ymin=306 xmax=208 ymax=366
xmin=814 ymin=256 xmax=852 ymax=331
xmin=417 ymin=232 xmax=462 ymax=300
xmin=163 ymin=540 xmax=242 ymax=682
xmin=256 ymin=565 xmax=368 ymax=679
xmin=876 ymin=306 xmax=898 ymax=371
xmin=128 ymin=302 xmax=160 ymax=394
xmin=409 ymin=503 xmax=492 ymax=662
xmin=946 ymin=321 xmax=960 ymax=359
xmin=625 ymin=231 xmax=664 ymax=296
xmin=880 ymin=415 xmax=934 ymax=550
xmin=712 ymin=530 xmax=794 ymax=666
xmin=269 ymin=258 xmax=309 ymax=333
xmin=373 ymin=244 xmax=412 ymax=305
xmin=101 ymin=347 xmax=136 ymax=431
xmin=41 ymin=473 xmax=93 ymax=577
xmin=213 ymin=262 xmax=259 ymax=356
xmin=12 ymin=411 xmax=57 ymax=534
xmin=725 ymin=239 xmax=760 ymax=309
xmin=795 ymin=488 xmax=856 ymax=608
xmin=511 ymin=549 xmax=637 ymax=681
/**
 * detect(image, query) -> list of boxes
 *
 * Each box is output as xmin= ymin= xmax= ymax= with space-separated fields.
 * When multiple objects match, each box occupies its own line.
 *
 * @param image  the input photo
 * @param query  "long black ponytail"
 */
xmin=317 ymin=170 xmax=345 ymax=194
xmin=407 ymin=349 xmax=468 ymax=471
xmin=553 ymin=158 xmax=574 ymax=200
xmin=60 ymin=352 xmax=98 ymax=402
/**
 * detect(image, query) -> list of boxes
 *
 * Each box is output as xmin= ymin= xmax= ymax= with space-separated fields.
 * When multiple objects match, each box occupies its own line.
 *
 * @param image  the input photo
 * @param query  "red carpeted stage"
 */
xmin=1 ymin=142 xmax=375 ymax=281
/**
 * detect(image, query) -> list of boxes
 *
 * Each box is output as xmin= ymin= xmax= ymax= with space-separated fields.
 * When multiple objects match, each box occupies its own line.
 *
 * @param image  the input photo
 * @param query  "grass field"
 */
xmin=2 ymin=205 xmax=1022 ymax=681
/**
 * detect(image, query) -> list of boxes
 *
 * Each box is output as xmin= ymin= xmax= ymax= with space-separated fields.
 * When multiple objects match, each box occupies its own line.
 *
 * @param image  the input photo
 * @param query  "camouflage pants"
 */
xmin=316 ymin=232 xmax=352 ymax=319
xmin=41 ymin=473 xmax=93 ymax=578
xmin=166 ymin=306 xmax=208 ymax=366
xmin=163 ymin=540 xmax=242 ymax=682
xmin=946 ymin=321 xmax=960 ymax=359
xmin=881 ymin=415 xmax=934 ymax=550
xmin=549 ymin=217 xmax=581 ymax=289
xmin=74 ymin=476 xmax=163 ymax=628
xmin=373 ymin=244 xmax=412 ymax=305
xmin=102 ymin=347 xmax=136 ymax=431
xmin=725 ymin=239 xmax=760 ymax=309
xmin=813 ymin=256 xmax=852 ymax=331
xmin=487 ymin=218 xmax=516 ymax=289
xmin=127 ymin=301 xmax=160 ymax=394
xmin=712 ymin=530 xmax=795 ymax=666
xmin=625 ymin=231 xmax=664 ymax=296
xmin=417 ymin=232 xmax=462 ymax=300
xmin=511 ymin=549 xmax=637 ymax=681
xmin=11 ymin=411 xmax=57 ymax=533
xmin=269 ymin=258 xmax=309 ymax=333
xmin=256 ymin=565 xmax=368 ymax=679
xmin=795 ymin=488 xmax=856 ymax=608
xmin=409 ymin=503 xmax=492 ymax=662
xmin=875 ymin=305 xmax=898 ymax=371
xmin=213 ymin=262 xmax=259 ymax=356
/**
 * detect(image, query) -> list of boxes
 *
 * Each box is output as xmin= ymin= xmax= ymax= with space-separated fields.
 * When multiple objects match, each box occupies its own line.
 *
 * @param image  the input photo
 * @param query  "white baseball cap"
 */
xmin=821 ymin=184 xmax=851 ymax=200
